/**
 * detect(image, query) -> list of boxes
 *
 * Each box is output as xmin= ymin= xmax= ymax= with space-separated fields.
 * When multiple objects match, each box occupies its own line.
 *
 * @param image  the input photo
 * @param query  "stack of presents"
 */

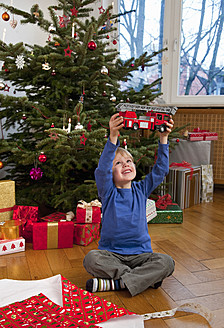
xmin=147 ymin=126 xmax=217 ymax=224
xmin=0 ymin=180 xmax=102 ymax=255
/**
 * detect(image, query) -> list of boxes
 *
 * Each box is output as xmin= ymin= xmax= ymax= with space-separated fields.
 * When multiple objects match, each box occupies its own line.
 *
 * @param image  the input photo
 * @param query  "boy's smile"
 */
xmin=112 ymin=153 xmax=136 ymax=188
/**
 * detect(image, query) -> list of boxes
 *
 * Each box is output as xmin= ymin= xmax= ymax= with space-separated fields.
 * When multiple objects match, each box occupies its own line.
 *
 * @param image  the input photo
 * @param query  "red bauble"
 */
xmin=112 ymin=39 xmax=117 ymax=45
xmin=2 ymin=12 xmax=10 ymax=21
xmin=176 ymin=138 xmax=180 ymax=143
xmin=22 ymin=114 xmax=27 ymax=120
xmin=106 ymin=35 xmax=110 ymax=39
xmin=38 ymin=152 xmax=47 ymax=163
xmin=0 ymin=161 xmax=3 ymax=169
xmin=102 ymin=91 xmax=107 ymax=96
xmin=51 ymin=123 xmax=55 ymax=127
xmin=88 ymin=40 xmax=97 ymax=51
xmin=51 ymin=69 xmax=56 ymax=76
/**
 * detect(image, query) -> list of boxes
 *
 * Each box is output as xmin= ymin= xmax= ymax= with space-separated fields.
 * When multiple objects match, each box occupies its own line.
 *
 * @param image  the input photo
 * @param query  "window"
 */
xmin=119 ymin=0 xmax=224 ymax=107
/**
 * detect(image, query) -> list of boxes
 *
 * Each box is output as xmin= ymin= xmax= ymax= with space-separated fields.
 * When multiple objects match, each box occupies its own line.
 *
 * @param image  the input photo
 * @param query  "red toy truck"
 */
xmin=116 ymin=103 xmax=178 ymax=132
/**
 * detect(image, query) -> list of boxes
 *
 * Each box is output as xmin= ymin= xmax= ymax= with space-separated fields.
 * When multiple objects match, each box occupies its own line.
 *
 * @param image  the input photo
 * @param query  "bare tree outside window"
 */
xmin=119 ymin=0 xmax=224 ymax=98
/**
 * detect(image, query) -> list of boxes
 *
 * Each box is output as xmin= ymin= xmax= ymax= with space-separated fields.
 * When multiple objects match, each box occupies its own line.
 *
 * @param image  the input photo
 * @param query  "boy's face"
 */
xmin=112 ymin=152 xmax=136 ymax=188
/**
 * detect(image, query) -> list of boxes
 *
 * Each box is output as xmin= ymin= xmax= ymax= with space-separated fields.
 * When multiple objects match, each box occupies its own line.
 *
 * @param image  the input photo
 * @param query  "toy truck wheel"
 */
xmin=133 ymin=123 xmax=139 ymax=130
xmin=159 ymin=125 xmax=165 ymax=133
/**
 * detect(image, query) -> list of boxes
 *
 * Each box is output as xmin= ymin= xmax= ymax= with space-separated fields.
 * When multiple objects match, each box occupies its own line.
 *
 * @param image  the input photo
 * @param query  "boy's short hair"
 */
xmin=115 ymin=147 xmax=134 ymax=162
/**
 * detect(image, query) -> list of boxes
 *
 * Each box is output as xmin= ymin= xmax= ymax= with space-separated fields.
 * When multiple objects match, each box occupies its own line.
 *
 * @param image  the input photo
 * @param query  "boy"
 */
xmin=83 ymin=113 xmax=175 ymax=296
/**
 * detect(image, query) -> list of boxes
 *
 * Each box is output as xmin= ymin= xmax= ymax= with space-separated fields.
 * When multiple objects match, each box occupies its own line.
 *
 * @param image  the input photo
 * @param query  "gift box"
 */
xmin=0 ymin=237 xmax=25 ymax=255
xmin=76 ymin=199 xmax=101 ymax=223
xmin=146 ymin=199 xmax=157 ymax=222
xmin=73 ymin=222 xmax=100 ymax=246
xmin=41 ymin=211 xmax=75 ymax=222
xmin=0 ymin=180 xmax=15 ymax=222
xmin=188 ymin=128 xmax=218 ymax=141
xmin=12 ymin=205 xmax=39 ymax=243
xmin=201 ymin=164 xmax=213 ymax=203
xmin=149 ymin=195 xmax=183 ymax=223
xmin=33 ymin=221 xmax=74 ymax=250
xmin=0 ymin=219 xmax=22 ymax=240
xmin=168 ymin=163 xmax=201 ymax=209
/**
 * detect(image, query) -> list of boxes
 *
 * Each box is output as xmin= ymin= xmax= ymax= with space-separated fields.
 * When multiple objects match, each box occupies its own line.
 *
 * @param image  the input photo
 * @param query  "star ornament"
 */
xmin=80 ymin=133 xmax=87 ymax=145
xmin=49 ymin=132 xmax=59 ymax=141
xmin=59 ymin=15 xmax=70 ymax=28
xmin=71 ymin=5 xmax=78 ymax=16
xmin=4 ymin=84 xmax=10 ymax=92
xmin=98 ymin=6 xmax=105 ymax=14
xmin=64 ymin=44 xmax=72 ymax=57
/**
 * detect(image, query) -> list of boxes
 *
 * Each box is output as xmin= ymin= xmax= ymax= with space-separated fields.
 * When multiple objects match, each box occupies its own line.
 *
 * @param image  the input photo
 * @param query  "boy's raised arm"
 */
xmin=109 ymin=113 xmax=124 ymax=145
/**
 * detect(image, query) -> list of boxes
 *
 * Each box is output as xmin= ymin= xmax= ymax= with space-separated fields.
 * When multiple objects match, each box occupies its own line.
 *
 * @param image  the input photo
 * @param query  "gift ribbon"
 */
xmin=169 ymin=161 xmax=193 ymax=180
xmin=155 ymin=194 xmax=177 ymax=210
xmin=0 ymin=206 xmax=15 ymax=213
xmin=77 ymin=199 xmax=102 ymax=208
xmin=142 ymin=302 xmax=215 ymax=326
xmin=47 ymin=222 xmax=58 ymax=249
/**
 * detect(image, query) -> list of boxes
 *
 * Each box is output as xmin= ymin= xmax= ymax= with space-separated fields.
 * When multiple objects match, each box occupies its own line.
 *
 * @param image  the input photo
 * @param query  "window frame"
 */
xmin=115 ymin=0 xmax=224 ymax=107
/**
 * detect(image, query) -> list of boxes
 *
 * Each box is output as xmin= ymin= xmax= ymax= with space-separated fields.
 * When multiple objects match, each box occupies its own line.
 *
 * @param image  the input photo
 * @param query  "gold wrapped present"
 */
xmin=0 ymin=180 xmax=15 ymax=222
xmin=0 ymin=220 xmax=22 ymax=240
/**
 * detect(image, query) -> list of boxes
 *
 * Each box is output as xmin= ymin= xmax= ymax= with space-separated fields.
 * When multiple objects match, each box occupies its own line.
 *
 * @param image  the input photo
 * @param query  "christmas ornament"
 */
xmin=51 ymin=123 xmax=55 ymax=128
xmin=33 ymin=11 xmax=39 ymax=18
xmin=79 ymin=95 xmax=84 ymax=103
xmin=30 ymin=167 xmax=43 ymax=180
xmin=0 ymin=81 xmax=5 ymax=90
xmin=110 ymin=94 xmax=116 ymax=102
xmin=101 ymin=66 xmax=108 ymax=75
xmin=102 ymin=19 xmax=113 ymax=31
xmin=106 ymin=35 xmax=110 ymax=39
xmin=38 ymin=152 xmax=47 ymax=163
xmin=59 ymin=15 xmax=70 ymax=28
xmin=98 ymin=6 xmax=105 ymax=14
xmin=48 ymin=24 xmax=56 ymax=33
xmin=75 ymin=122 xmax=84 ymax=130
xmin=123 ymin=139 xmax=127 ymax=149
xmin=102 ymin=90 xmax=107 ymax=96
xmin=70 ymin=5 xmax=78 ymax=16
xmin=112 ymin=39 xmax=117 ymax=45
xmin=4 ymin=84 xmax=10 ymax=92
xmin=64 ymin=44 xmax=72 ymax=57
xmin=54 ymin=41 xmax=60 ymax=46
xmin=141 ymin=64 xmax=145 ymax=71
xmin=176 ymin=138 xmax=180 ymax=143
xmin=80 ymin=133 xmax=87 ymax=145
xmin=2 ymin=12 xmax=10 ymax=21
xmin=15 ymin=55 xmax=25 ymax=69
xmin=130 ymin=63 xmax=134 ymax=67
xmin=10 ymin=16 xmax=17 ymax=29
xmin=88 ymin=40 xmax=97 ymax=51
xmin=126 ymin=98 xmax=130 ymax=102
xmin=87 ymin=121 xmax=92 ymax=131
xmin=0 ymin=161 xmax=3 ymax=169
xmin=51 ymin=69 xmax=56 ymax=76
xmin=22 ymin=114 xmax=27 ymax=120
xmin=49 ymin=132 xmax=59 ymax=140
xmin=42 ymin=62 xmax=51 ymax=70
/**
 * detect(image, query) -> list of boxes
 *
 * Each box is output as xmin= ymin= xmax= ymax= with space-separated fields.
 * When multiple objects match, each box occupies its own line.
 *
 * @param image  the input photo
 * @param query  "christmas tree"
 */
xmin=0 ymin=0 xmax=181 ymax=212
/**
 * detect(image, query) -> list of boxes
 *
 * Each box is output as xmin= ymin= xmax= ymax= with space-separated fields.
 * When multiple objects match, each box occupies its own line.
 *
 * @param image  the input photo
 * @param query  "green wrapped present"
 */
xmin=149 ymin=194 xmax=183 ymax=224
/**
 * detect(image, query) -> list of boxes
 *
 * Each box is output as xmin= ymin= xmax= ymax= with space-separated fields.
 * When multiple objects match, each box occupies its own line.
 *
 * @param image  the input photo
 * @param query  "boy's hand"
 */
xmin=160 ymin=118 xmax=174 ymax=144
xmin=109 ymin=113 xmax=124 ymax=145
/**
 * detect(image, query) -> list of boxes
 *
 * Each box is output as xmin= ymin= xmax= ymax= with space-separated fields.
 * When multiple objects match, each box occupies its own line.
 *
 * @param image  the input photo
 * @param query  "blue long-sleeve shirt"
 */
xmin=95 ymin=138 xmax=169 ymax=255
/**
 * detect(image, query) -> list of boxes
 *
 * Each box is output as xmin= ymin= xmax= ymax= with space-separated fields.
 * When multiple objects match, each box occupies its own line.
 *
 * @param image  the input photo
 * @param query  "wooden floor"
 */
xmin=1 ymin=188 xmax=224 ymax=327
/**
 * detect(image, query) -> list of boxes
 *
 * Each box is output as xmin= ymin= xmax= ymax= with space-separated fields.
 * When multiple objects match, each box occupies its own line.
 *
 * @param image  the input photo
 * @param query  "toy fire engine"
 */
xmin=116 ymin=103 xmax=178 ymax=132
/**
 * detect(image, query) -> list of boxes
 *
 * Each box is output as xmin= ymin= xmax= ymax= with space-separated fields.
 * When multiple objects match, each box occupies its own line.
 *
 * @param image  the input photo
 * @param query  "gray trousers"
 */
xmin=83 ymin=250 xmax=175 ymax=296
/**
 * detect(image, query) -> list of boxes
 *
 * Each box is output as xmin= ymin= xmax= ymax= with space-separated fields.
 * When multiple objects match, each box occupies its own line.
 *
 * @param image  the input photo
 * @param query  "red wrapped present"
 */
xmin=0 ymin=237 xmax=25 ymax=256
xmin=41 ymin=212 xmax=66 ymax=222
xmin=76 ymin=199 xmax=101 ymax=223
xmin=33 ymin=221 xmax=74 ymax=250
xmin=12 ymin=205 xmax=39 ymax=242
xmin=41 ymin=211 xmax=75 ymax=222
xmin=74 ymin=222 xmax=100 ymax=246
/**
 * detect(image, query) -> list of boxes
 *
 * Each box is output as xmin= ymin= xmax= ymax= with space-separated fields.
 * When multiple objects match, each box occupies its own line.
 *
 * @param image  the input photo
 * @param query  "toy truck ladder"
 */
xmin=116 ymin=103 xmax=178 ymax=116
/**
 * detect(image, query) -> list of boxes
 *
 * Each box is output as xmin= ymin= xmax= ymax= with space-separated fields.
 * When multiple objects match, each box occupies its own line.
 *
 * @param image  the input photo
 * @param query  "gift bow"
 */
xmin=77 ymin=199 xmax=102 ymax=208
xmin=155 ymin=194 xmax=177 ymax=210
xmin=169 ymin=160 xmax=193 ymax=180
